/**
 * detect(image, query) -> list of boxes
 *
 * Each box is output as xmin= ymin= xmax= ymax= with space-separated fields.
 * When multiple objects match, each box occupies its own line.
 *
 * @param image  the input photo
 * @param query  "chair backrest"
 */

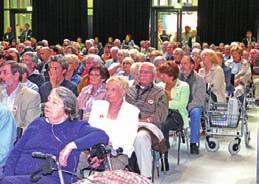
xmin=14 ymin=127 xmax=23 ymax=145
xmin=78 ymin=109 xmax=84 ymax=120
xmin=40 ymin=103 xmax=45 ymax=117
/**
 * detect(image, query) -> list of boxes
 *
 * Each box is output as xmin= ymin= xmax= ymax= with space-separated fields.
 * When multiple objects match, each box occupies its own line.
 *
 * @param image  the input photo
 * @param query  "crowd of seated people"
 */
xmin=0 ymin=33 xmax=258 ymax=183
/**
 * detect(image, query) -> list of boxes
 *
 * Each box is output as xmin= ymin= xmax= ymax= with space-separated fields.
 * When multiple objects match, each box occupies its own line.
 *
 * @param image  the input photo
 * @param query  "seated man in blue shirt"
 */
xmin=0 ymin=102 xmax=17 ymax=178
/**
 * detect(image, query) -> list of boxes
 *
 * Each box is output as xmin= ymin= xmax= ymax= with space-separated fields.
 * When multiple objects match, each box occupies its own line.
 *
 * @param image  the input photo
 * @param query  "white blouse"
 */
xmin=89 ymin=100 xmax=140 ymax=157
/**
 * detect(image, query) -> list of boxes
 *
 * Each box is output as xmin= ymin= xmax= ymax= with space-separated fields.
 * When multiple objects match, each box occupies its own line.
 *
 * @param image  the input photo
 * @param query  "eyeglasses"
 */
xmin=45 ymin=100 xmax=64 ymax=109
xmin=139 ymin=70 xmax=153 ymax=75
xmin=122 ymin=62 xmax=131 ymax=65
xmin=0 ymin=70 xmax=11 ymax=75
xmin=89 ymin=73 xmax=101 ymax=77
xmin=49 ymin=66 xmax=62 ymax=70
xmin=0 ymin=55 xmax=6 ymax=59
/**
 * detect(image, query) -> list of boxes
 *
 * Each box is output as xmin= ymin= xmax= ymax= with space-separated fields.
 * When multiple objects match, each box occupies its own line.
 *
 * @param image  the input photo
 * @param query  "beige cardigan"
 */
xmin=0 ymin=84 xmax=41 ymax=128
xmin=199 ymin=64 xmax=226 ymax=102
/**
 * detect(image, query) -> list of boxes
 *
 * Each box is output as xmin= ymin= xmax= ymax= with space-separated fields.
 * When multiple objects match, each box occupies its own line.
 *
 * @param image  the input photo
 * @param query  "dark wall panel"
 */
xmin=198 ymin=0 xmax=257 ymax=45
xmin=93 ymin=0 xmax=151 ymax=45
xmin=32 ymin=0 xmax=88 ymax=45
xmin=0 ymin=0 xmax=4 ymax=40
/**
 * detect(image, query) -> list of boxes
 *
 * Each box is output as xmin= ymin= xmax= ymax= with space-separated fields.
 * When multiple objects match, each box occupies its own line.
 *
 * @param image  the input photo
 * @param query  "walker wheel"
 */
xmin=205 ymin=137 xmax=219 ymax=152
xmin=228 ymin=139 xmax=241 ymax=155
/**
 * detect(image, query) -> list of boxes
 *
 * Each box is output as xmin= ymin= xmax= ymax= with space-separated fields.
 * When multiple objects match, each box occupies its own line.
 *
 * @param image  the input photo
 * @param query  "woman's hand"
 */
xmin=87 ymin=156 xmax=105 ymax=169
xmin=139 ymin=116 xmax=153 ymax=123
xmin=59 ymin=142 xmax=77 ymax=167
xmin=234 ymin=79 xmax=241 ymax=87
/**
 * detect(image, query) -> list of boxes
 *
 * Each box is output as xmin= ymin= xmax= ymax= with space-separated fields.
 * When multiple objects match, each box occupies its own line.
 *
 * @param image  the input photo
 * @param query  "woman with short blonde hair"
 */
xmin=199 ymin=49 xmax=226 ymax=102
xmin=89 ymin=76 xmax=139 ymax=170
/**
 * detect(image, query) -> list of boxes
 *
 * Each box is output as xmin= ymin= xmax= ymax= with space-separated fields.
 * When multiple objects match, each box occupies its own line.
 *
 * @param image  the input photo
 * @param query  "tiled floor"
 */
xmin=154 ymin=106 xmax=258 ymax=184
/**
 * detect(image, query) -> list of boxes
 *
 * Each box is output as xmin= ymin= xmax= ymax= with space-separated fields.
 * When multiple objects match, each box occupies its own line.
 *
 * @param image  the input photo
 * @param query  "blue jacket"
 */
xmin=0 ymin=103 xmax=17 ymax=167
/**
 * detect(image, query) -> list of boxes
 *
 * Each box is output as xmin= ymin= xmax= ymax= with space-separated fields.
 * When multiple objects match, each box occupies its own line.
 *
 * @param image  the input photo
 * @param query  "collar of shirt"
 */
xmin=83 ymin=83 xmax=106 ymax=95
xmin=231 ymin=62 xmax=241 ymax=74
xmin=32 ymin=69 xmax=40 ymax=75
xmin=2 ymin=83 xmax=21 ymax=110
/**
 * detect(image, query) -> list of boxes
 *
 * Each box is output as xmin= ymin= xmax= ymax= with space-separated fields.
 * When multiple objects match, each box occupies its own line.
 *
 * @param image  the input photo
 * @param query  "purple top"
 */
xmin=3 ymin=117 xmax=109 ymax=183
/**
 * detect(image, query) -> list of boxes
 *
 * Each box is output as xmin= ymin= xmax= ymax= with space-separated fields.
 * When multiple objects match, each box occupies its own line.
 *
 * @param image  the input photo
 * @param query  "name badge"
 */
xmin=13 ymin=105 xmax=18 ymax=112
xmin=148 ymin=99 xmax=154 ymax=105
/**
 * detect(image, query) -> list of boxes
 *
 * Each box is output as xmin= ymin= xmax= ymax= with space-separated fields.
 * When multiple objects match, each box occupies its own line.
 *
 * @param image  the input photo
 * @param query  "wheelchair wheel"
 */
xmin=228 ymin=138 xmax=241 ymax=155
xmin=205 ymin=137 xmax=219 ymax=152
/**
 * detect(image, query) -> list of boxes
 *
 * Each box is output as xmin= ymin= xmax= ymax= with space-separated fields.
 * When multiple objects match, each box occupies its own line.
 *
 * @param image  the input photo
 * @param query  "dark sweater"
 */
xmin=3 ymin=117 xmax=109 ymax=184
xmin=39 ymin=79 xmax=78 ymax=103
xmin=28 ymin=73 xmax=45 ymax=88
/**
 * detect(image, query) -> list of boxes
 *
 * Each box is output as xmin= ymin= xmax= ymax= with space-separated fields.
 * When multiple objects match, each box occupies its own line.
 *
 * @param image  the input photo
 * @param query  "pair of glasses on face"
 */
xmin=0 ymin=55 xmax=6 ymax=59
xmin=45 ymin=100 xmax=64 ymax=109
xmin=89 ymin=73 xmax=101 ymax=77
xmin=122 ymin=62 xmax=131 ymax=65
xmin=139 ymin=70 xmax=153 ymax=75
xmin=0 ymin=70 xmax=11 ymax=75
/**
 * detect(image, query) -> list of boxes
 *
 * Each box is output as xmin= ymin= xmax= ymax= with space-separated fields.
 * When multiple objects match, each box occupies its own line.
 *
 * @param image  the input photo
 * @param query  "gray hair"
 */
xmin=130 ymin=62 xmax=141 ymax=77
xmin=192 ymin=48 xmax=201 ymax=55
xmin=118 ymin=49 xmax=129 ymax=57
xmin=52 ymin=86 xmax=78 ymax=120
xmin=173 ymin=48 xmax=184 ymax=56
xmin=153 ymin=56 xmax=166 ymax=67
xmin=137 ymin=53 xmax=146 ymax=62
xmin=49 ymin=54 xmax=68 ymax=70
xmin=83 ymin=54 xmax=102 ymax=64
xmin=192 ymin=42 xmax=201 ymax=49
xmin=122 ymin=57 xmax=134 ymax=65
xmin=85 ymin=40 xmax=94 ymax=48
xmin=140 ymin=62 xmax=156 ymax=75
xmin=64 ymin=54 xmax=79 ymax=65
xmin=110 ymin=46 xmax=119 ymax=53
xmin=22 ymin=51 xmax=39 ymax=65
xmin=128 ymin=49 xmax=139 ymax=61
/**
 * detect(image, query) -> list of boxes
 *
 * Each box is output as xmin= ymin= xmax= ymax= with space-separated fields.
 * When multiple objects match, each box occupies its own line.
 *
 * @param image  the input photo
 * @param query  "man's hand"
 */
xmin=49 ymin=70 xmax=59 ymax=88
xmin=139 ymin=116 xmax=153 ymax=123
xmin=59 ymin=142 xmax=77 ymax=167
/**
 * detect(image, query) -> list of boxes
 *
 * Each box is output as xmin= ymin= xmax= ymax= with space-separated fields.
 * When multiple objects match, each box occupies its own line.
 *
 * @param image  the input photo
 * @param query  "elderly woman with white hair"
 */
xmin=128 ymin=62 xmax=142 ymax=86
xmin=117 ymin=57 xmax=134 ymax=80
xmin=108 ymin=49 xmax=128 ymax=76
xmin=64 ymin=54 xmax=81 ymax=85
xmin=77 ymin=54 xmax=104 ymax=93
xmin=1 ymin=87 xmax=109 ymax=184
xmin=89 ymin=76 xmax=140 ymax=169
xmin=199 ymin=49 xmax=226 ymax=102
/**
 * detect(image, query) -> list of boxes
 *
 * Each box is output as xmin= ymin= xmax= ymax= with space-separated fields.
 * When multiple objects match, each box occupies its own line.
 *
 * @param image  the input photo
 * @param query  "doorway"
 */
xmin=151 ymin=7 xmax=181 ymax=49
xmin=9 ymin=9 xmax=32 ymax=41
xmin=150 ymin=6 xmax=198 ymax=49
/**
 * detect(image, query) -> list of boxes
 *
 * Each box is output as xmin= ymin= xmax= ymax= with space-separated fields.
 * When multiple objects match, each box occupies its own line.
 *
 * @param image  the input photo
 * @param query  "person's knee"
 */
xmin=189 ymin=107 xmax=202 ymax=118
xmin=134 ymin=130 xmax=151 ymax=146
